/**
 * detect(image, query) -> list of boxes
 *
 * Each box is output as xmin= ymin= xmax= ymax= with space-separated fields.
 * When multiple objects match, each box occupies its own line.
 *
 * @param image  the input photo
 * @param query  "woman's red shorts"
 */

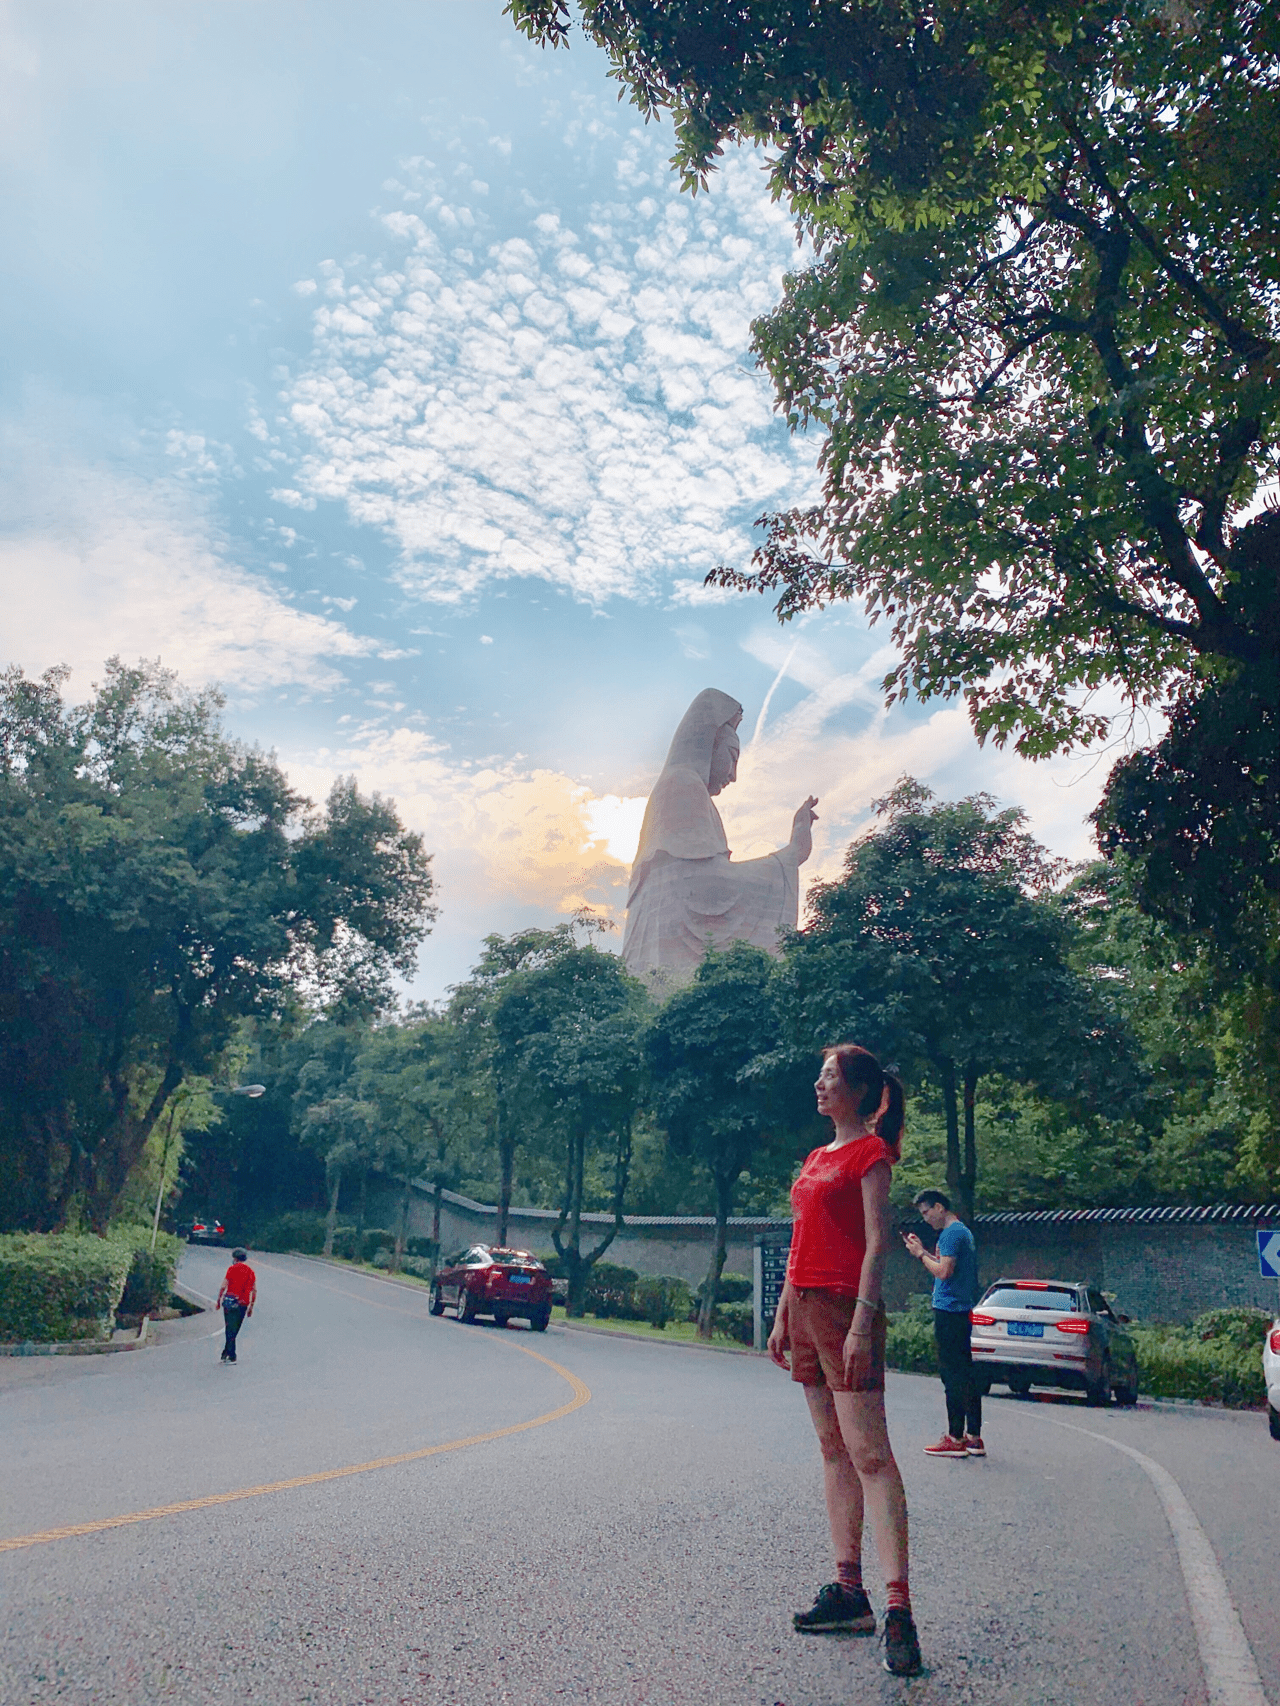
xmin=787 ymin=1289 xmax=887 ymax=1392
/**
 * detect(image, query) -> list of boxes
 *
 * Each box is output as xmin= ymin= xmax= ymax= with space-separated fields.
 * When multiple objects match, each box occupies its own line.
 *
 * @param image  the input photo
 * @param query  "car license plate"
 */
xmin=1008 ymin=1321 xmax=1044 ymax=1338
xmin=510 ymin=1275 xmax=532 ymax=1284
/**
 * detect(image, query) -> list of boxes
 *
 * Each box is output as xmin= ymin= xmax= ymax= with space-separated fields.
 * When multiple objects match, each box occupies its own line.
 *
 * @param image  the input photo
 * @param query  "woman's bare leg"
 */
xmin=802 ymin=1385 xmax=864 ymax=1566
xmin=831 ymin=1390 xmax=909 ymax=1584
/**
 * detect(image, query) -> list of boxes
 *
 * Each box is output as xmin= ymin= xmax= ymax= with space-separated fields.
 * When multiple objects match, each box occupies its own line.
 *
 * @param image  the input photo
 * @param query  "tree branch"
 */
xmin=1058 ymin=107 xmax=1272 ymax=364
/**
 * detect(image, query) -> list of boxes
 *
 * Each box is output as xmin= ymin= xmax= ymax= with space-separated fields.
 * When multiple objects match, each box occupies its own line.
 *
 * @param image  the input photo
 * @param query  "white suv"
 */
xmin=970 ymin=1278 xmax=1140 ymax=1406
xmin=1264 ymin=1316 xmax=1280 ymax=1440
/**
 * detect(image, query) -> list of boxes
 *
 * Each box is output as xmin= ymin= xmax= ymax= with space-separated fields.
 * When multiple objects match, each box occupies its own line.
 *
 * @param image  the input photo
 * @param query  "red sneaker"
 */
xmin=923 ymin=1434 xmax=968 ymax=1457
xmin=964 ymin=1435 xmax=986 ymax=1457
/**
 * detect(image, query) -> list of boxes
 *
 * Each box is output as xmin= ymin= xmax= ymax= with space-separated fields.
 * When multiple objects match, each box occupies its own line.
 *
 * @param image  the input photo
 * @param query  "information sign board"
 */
xmin=1258 ymin=1230 xmax=1280 ymax=1279
xmin=752 ymin=1230 xmax=792 ymax=1350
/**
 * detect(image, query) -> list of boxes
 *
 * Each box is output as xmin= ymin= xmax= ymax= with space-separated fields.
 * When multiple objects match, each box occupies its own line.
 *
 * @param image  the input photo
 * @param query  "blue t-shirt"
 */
xmin=932 ymin=1220 xmax=978 ymax=1312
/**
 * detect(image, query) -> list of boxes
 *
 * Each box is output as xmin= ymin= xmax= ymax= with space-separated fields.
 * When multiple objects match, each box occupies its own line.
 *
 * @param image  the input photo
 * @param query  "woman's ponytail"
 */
xmin=823 ymin=1043 xmax=905 ymax=1160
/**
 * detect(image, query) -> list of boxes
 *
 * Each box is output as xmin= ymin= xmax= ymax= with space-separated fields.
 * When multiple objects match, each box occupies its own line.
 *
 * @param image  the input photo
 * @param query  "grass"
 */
xmin=552 ymin=1304 xmax=753 ymax=1349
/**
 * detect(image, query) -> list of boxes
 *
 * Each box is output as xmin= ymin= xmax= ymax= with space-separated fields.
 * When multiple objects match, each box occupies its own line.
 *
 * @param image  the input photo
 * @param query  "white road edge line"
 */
xmin=1040 ymin=1415 xmax=1269 ymax=1706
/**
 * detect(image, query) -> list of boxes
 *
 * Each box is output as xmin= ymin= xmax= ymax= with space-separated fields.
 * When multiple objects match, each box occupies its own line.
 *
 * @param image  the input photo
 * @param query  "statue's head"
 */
xmin=707 ymin=724 xmax=740 ymax=796
xmin=663 ymin=689 xmax=744 ymax=792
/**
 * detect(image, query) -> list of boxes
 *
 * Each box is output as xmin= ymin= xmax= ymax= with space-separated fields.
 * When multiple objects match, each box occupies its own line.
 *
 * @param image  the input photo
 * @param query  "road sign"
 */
xmin=1257 ymin=1230 xmax=1280 ymax=1278
xmin=752 ymin=1230 xmax=792 ymax=1350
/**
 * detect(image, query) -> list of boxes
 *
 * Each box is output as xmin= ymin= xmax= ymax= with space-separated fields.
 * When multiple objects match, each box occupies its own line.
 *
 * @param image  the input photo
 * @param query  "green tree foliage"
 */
xmin=510 ymin=1 xmax=1280 ymax=944
xmin=0 ymin=661 xmax=436 ymax=1233
xmin=646 ymin=942 xmax=811 ymax=1336
xmin=487 ymin=930 xmax=651 ymax=1314
xmin=512 ymin=2 xmax=1278 ymax=737
xmin=778 ymin=781 xmax=1143 ymax=1219
xmin=352 ymin=1012 xmax=482 ymax=1271
xmin=1065 ymin=859 xmax=1279 ymax=1196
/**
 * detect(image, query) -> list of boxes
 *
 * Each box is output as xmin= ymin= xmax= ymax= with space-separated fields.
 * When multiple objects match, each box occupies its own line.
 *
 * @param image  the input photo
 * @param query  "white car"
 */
xmin=1265 ymin=1316 xmax=1280 ymax=1441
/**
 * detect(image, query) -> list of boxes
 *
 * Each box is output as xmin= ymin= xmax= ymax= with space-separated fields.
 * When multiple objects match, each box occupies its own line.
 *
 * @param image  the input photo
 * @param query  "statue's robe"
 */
xmin=621 ymin=689 xmax=801 ymax=979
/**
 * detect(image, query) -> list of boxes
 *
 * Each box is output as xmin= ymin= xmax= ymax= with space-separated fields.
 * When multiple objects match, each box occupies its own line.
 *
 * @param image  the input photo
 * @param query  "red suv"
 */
xmin=430 ymin=1245 xmax=552 ymax=1331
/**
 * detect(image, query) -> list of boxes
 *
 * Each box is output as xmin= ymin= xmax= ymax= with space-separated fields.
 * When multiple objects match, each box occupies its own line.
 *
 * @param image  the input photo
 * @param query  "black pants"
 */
xmin=934 ymin=1308 xmax=982 ymax=1438
xmin=222 ymin=1301 xmax=247 ymax=1360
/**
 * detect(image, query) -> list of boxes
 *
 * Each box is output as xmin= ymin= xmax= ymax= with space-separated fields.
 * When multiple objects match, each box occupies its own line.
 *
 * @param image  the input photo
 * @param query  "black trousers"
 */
xmin=222 ymin=1301 xmax=247 ymax=1360
xmin=934 ymin=1308 xmax=982 ymax=1438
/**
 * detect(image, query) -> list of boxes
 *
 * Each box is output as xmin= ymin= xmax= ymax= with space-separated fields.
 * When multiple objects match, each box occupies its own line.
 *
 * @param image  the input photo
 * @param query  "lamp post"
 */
xmin=149 ymin=1083 xmax=266 ymax=1252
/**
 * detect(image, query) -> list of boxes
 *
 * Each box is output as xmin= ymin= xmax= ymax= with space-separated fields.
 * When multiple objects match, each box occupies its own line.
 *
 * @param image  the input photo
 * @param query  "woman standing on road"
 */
xmin=768 ymin=1044 xmax=921 ymax=1677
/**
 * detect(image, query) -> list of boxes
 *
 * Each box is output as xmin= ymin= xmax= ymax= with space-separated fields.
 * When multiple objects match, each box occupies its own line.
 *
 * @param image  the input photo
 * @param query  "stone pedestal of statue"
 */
xmin=621 ymin=688 xmax=817 ymax=981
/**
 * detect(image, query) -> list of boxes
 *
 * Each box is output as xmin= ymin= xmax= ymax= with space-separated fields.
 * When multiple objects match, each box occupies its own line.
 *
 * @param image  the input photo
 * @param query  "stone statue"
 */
xmin=621 ymin=687 xmax=818 ymax=979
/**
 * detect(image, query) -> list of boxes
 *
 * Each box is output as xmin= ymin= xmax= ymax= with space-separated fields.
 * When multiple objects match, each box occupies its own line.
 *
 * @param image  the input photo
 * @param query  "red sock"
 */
xmin=886 ymin=1579 xmax=911 ymax=1613
xmin=836 ymin=1559 xmax=863 ymax=1593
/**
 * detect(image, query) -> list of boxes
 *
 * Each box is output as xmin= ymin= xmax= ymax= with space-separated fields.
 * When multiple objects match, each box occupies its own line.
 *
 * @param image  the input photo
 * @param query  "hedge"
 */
xmin=0 ymin=1234 xmax=134 ymax=1343
xmin=881 ymin=1297 xmax=1269 ymax=1406
xmin=252 ymin=1212 xmax=330 ymax=1254
xmin=115 ymin=1228 xmax=184 ymax=1317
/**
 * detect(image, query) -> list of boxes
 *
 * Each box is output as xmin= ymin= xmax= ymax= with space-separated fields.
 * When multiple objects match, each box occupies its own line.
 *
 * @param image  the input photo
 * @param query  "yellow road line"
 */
xmin=0 ymin=1341 xmax=590 ymax=1555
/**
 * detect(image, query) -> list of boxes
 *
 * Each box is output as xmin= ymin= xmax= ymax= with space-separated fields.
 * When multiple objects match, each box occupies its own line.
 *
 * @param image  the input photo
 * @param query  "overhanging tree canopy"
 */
xmin=509 ymin=1 xmax=1278 ymax=746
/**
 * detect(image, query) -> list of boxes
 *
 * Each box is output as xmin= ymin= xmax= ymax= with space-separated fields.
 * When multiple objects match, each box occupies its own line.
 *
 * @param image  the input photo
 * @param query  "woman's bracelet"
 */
xmin=854 ymin=1296 xmax=880 ymax=1311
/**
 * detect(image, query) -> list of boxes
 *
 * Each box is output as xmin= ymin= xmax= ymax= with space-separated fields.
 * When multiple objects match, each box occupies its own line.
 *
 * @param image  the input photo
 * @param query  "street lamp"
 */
xmin=149 ymin=1083 xmax=267 ymax=1251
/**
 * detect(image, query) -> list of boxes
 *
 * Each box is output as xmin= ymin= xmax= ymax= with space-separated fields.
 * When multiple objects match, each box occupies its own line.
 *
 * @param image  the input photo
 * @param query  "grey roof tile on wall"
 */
xmin=426 ymin=1186 xmax=1276 ymax=1232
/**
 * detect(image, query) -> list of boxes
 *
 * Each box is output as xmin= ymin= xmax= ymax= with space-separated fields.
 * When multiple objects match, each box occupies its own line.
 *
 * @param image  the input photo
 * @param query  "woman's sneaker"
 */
xmin=793 ymin=1582 xmax=876 ymax=1634
xmin=964 ymin=1435 xmax=986 ymax=1457
xmin=923 ymin=1434 xmax=968 ymax=1457
xmin=882 ymin=1607 xmax=923 ymax=1675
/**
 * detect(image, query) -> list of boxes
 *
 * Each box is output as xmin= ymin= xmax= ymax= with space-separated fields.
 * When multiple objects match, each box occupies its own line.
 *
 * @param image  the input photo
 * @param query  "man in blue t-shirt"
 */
xmin=903 ymin=1190 xmax=983 ymax=1458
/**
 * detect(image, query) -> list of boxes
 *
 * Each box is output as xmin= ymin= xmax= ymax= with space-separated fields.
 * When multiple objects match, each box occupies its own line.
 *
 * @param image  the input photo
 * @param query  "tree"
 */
xmin=509 ymin=2 xmax=1279 ymax=865
xmin=491 ymin=935 xmax=651 ymax=1315
xmin=0 ymin=660 xmax=436 ymax=1232
xmin=646 ymin=942 xmax=810 ymax=1337
xmin=778 ymin=781 xmax=1142 ymax=1221
xmin=446 ymin=910 xmax=618 ymax=1244
xmin=353 ymin=1012 xmax=481 ymax=1272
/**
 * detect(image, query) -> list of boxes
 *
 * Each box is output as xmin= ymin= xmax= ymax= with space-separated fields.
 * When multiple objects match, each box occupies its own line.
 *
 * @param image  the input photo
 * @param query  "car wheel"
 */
xmin=429 ymin=1285 xmax=445 ymax=1318
xmin=1007 ymin=1372 xmax=1032 ymax=1396
xmin=1269 ymin=1404 xmax=1280 ymax=1442
xmin=531 ymin=1306 xmax=550 ymax=1332
xmin=459 ymin=1288 xmax=477 ymax=1324
xmin=1086 ymin=1357 xmax=1113 ymax=1407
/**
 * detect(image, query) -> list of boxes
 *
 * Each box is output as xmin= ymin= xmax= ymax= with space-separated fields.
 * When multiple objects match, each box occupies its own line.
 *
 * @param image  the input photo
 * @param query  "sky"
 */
xmin=0 ymin=1 xmax=1138 ymax=1000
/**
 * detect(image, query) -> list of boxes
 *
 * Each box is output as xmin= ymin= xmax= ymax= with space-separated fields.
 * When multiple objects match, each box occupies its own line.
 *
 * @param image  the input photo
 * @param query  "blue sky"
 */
xmin=0 ymin=2 xmax=1133 ymax=998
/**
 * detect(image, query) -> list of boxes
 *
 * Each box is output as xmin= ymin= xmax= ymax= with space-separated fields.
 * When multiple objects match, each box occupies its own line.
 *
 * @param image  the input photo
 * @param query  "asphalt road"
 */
xmin=1 ymin=1248 xmax=1275 ymax=1706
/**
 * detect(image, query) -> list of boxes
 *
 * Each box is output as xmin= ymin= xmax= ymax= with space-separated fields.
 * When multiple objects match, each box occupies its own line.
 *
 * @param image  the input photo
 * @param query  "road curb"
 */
xmin=0 ymin=1316 xmax=150 ymax=1358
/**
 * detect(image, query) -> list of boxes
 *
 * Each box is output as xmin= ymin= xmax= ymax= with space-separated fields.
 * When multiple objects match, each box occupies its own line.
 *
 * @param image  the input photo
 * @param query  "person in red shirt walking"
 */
xmin=216 ymin=1249 xmax=257 ymax=1365
xmin=768 ymin=1044 xmax=921 ymax=1677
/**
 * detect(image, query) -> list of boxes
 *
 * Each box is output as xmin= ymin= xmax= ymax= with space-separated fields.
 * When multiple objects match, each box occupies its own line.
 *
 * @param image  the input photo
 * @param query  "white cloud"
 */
xmin=276 ymin=134 xmax=817 ymax=607
xmin=0 ymin=465 xmax=376 ymax=698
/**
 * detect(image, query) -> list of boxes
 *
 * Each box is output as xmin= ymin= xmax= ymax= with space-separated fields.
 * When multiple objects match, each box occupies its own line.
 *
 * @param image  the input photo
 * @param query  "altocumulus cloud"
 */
xmin=276 ymin=134 xmax=816 ymax=606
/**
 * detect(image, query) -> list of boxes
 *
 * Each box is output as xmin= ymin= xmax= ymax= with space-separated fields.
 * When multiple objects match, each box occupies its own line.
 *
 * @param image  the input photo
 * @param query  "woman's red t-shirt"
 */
xmin=787 ymin=1134 xmax=896 ymax=1293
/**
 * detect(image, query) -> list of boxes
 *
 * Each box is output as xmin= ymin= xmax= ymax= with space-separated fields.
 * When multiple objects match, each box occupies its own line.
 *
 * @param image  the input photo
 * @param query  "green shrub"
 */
xmin=0 ymin=1234 xmax=133 ymax=1343
xmin=328 ymin=1226 xmax=360 ymax=1260
xmin=405 ymin=1236 xmax=438 ymax=1260
xmin=694 ymin=1270 xmax=753 ymax=1310
xmin=1190 ymin=1306 xmax=1273 ymax=1355
xmin=584 ymin=1262 xmax=641 ymax=1319
xmin=359 ymin=1228 xmax=396 ymax=1262
xmin=885 ymin=1297 xmax=939 ymax=1376
xmin=1130 ymin=1321 xmax=1267 ymax=1406
xmin=253 ymin=1212 xmax=328 ymax=1254
xmin=715 ymin=1300 xmax=755 ymax=1344
xmin=634 ymin=1275 xmax=692 ymax=1330
xmin=371 ymin=1249 xmax=434 ymax=1278
xmin=116 ymin=1231 xmax=183 ymax=1317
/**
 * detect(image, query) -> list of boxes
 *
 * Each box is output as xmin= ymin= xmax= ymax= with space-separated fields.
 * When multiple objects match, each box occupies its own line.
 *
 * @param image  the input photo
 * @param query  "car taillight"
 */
xmin=1269 ymin=1329 xmax=1280 ymax=1354
xmin=1055 ymin=1318 xmax=1091 ymax=1334
xmin=970 ymin=1312 xmax=996 ymax=1326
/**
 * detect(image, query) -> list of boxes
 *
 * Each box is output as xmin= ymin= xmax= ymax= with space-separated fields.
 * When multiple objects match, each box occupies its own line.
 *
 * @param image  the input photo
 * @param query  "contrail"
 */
xmin=750 ymin=642 xmax=798 ymax=749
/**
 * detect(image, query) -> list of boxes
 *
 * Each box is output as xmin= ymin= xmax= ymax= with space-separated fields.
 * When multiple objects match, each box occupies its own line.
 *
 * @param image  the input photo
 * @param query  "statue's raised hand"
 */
xmin=790 ymin=795 xmax=819 ymax=863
